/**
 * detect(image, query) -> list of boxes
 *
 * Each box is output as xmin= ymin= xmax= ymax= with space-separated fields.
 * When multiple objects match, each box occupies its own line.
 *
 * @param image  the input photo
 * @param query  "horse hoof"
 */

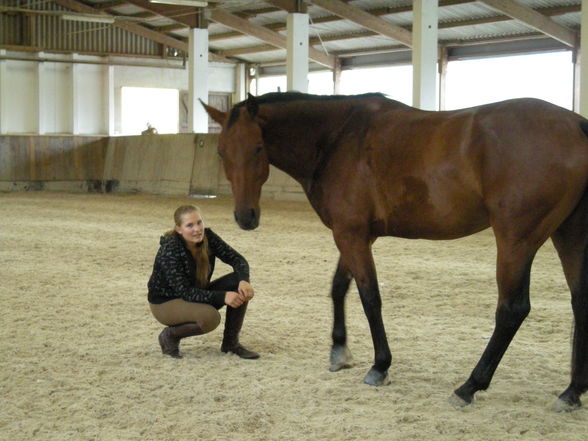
xmin=448 ymin=393 xmax=471 ymax=409
xmin=552 ymin=397 xmax=582 ymax=413
xmin=363 ymin=368 xmax=389 ymax=386
xmin=329 ymin=345 xmax=353 ymax=372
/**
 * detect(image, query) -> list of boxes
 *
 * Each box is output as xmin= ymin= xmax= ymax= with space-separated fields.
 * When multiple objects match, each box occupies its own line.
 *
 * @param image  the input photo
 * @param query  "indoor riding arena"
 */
xmin=2 ymin=1 xmax=588 ymax=441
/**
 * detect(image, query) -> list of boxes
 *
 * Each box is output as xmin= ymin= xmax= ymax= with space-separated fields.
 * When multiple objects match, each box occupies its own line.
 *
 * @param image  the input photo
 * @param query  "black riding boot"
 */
xmin=221 ymin=303 xmax=259 ymax=359
xmin=158 ymin=322 xmax=204 ymax=359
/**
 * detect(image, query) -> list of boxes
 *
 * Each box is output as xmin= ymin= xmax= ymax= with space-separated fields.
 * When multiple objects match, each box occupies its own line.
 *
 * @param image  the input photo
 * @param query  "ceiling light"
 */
xmin=61 ymin=14 xmax=115 ymax=24
xmin=149 ymin=0 xmax=208 ymax=6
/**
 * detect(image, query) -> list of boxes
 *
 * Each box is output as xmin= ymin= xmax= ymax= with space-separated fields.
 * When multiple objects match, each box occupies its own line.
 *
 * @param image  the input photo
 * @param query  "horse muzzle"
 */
xmin=234 ymin=208 xmax=260 ymax=230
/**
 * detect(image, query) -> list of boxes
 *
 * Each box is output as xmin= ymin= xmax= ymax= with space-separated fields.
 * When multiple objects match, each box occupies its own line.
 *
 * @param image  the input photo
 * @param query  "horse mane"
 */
xmin=242 ymin=91 xmax=386 ymax=106
xmin=228 ymin=92 xmax=388 ymax=128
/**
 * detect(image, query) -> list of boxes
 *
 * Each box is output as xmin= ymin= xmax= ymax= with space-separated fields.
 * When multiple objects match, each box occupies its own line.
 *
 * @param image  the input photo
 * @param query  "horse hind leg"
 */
xmin=450 ymin=241 xmax=536 ymax=407
xmin=551 ymin=202 xmax=588 ymax=412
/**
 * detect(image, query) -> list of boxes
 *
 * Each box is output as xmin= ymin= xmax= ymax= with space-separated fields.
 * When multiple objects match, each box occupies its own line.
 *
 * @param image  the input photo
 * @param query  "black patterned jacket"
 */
xmin=147 ymin=228 xmax=249 ymax=307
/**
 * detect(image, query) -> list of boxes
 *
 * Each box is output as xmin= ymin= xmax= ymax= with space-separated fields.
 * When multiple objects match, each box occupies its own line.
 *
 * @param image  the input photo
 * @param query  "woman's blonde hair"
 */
xmin=165 ymin=205 xmax=209 ymax=288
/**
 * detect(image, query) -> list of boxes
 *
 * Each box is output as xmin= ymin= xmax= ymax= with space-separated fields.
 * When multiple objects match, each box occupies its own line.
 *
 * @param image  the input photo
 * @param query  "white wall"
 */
xmin=77 ymin=63 xmax=108 ymax=135
xmin=0 ymin=51 xmax=235 ymax=136
xmin=3 ymin=61 xmax=37 ymax=133
xmin=41 ymin=63 xmax=71 ymax=133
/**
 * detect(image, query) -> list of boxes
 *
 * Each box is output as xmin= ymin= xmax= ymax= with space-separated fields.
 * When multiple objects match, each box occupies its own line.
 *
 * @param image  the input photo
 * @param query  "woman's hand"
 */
xmin=238 ymin=280 xmax=254 ymax=301
xmin=224 ymin=291 xmax=244 ymax=308
xmin=224 ymin=281 xmax=254 ymax=308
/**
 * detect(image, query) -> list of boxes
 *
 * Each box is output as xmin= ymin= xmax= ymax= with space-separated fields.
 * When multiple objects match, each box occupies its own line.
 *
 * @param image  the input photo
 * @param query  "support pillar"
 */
xmin=188 ymin=27 xmax=209 ymax=133
xmin=235 ymin=62 xmax=247 ymax=102
xmin=333 ymin=58 xmax=342 ymax=94
xmin=37 ymin=52 xmax=46 ymax=134
xmin=254 ymin=65 xmax=260 ymax=96
xmin=412 ymin=0 xmax=438 ymax=110
xmin=0 ymin=49 xmax=6 ymax=134
xmin=70 ymin=53 xmax=81 ymax=135
xmin=438 ymin=46 xmax=448 ymax=110
xmin=579 ymin=1 xmax=588 ymax=117
xmin=287 ymin=13 xmax=309 ymax=92
xmin=106 ymin=65 xmax=115 ymax=135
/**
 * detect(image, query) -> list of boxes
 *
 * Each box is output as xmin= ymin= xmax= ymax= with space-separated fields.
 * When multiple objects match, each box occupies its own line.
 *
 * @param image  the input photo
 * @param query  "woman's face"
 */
xmin=176 ymin=211 xmax=205 ymax=245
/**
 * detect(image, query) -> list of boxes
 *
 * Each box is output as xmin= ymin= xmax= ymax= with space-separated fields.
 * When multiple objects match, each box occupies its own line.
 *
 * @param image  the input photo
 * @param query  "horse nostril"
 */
xmin=250 ymin=209 xmax=256 ymax=221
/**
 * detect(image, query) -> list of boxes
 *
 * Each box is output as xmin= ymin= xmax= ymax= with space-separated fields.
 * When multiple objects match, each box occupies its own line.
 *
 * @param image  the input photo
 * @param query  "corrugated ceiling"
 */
xmin=0 ymin=0 xmax=582 ymax=70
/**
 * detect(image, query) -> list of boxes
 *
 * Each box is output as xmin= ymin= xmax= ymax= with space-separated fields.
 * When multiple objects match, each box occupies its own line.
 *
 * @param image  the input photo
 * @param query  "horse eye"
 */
xmin=255 ymin=145 xmax=263 ymax=155
xmin=218 ymin=151 xmax=225 ymax=158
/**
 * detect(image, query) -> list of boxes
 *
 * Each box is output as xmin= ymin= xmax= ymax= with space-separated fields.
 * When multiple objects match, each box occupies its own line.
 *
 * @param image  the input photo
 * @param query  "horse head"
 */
xmin=201 ymin=94 xmax=269 ymax=230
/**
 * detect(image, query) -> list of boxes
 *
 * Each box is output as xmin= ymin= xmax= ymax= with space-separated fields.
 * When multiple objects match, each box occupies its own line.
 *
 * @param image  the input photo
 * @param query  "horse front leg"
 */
xmin=329 ymin=257 xmax=354 ymax=372
xmin=333 ymin=231 xmax=391 ymax=386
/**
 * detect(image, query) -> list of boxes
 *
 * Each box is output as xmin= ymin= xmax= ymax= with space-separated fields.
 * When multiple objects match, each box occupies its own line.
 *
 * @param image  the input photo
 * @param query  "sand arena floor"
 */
xmin=1 ymin=192 xmax=587 ymax=441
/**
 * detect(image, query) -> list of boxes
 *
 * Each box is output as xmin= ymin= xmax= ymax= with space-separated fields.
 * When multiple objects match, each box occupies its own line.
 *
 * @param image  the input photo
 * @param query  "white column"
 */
xmin=333 ymin=59 xmax=342 ymax=95
xmin=37 ymin=52 xmax=46 ymax=134
xmin=106 ymin=65 xmax=115 ymax=135
xmin=287 ymin=13 xmax=309 ymax=93
xmin=188 ymin=28 xmax=209 ymax=133
xmin=235 ymin=62 xmax=247 ymax=102
xmin=0 ymin=49 xmax=7 ymax=134
xmin=580 ymin=1 xmax=588 ymax=117
xmin=412 ymin=0 xmax=438 ymax=110
xmin=438 ymin=46 xmax=448 ymax=111
xmin=70 ymin=53 xmax=81 ymax=135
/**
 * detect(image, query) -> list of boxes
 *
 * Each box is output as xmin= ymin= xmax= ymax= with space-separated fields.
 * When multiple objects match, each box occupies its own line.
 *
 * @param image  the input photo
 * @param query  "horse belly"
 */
xmin=372 ymin=179 xmax=490 ymax=240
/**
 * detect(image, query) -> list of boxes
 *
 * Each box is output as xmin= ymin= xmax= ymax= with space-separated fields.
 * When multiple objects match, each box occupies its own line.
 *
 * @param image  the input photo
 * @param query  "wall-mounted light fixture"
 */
xmin=61 ymin=14 xmax=115 ymax=24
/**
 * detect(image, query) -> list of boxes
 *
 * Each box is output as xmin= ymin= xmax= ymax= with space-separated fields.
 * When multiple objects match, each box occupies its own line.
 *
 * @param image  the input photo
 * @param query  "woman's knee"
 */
xmin=200 ymin=309 xmax=221 ymax=333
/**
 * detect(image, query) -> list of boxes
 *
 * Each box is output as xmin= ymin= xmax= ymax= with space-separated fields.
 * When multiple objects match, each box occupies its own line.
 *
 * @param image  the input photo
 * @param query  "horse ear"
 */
xmin=246 ymin=93 xmax=259 ymax=118
xmin=199 ymin=99 xmax=227 ymax=125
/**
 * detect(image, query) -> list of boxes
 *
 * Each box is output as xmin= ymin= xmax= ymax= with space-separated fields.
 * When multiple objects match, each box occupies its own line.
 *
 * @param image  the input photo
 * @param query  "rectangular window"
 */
xmin=121 ymin=87 xmax=179 ymax=135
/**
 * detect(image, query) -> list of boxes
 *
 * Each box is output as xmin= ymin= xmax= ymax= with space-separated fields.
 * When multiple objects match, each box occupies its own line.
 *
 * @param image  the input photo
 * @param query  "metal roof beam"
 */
xmin=477 ymin=0 xmax=577 ymax=47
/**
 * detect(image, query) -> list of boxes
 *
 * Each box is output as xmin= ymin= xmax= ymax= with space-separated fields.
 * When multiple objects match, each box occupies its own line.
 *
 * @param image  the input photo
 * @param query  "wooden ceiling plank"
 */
xmin=265 ymin=1 xmax=307 ymax=14
xmin=310 ymin=0 xmax=412 ymax=47
xmin=208 ymin=2 xmax=577 ymax=43
xmin=220 ymin=44 xmax=278 ymax=57
xmin=123 ymin=0 xmax=199 ymax=28
xmin=94 ymin=1 xmax=127 ymax=10
xmin=477 ymin=0 xmax=577 ymax=47
xmin=210 ymin=9 xmax=335 ymax=68
xmin=156 ymin=24 xmax=186 ymax=33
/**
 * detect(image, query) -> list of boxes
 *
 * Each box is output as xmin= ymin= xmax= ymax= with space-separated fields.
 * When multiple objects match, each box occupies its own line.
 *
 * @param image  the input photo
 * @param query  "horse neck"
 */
xmin=260 ymin=101 xmax=352 ymax=185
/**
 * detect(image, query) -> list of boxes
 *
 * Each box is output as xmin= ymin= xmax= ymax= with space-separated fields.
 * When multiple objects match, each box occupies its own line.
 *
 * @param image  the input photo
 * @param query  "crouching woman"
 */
xmin=148 ymin=205 xmax=259 ymax=359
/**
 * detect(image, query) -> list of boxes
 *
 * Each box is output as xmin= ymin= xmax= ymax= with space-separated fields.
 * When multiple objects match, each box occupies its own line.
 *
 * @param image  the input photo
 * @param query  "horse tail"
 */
xmin=580 ymin=120 xmax=588 ymax=139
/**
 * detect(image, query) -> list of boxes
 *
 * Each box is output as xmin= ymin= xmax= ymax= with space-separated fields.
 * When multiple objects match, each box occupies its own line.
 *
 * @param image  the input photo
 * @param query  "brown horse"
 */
xmin=203 ymin=92 xmax=588 ymax=411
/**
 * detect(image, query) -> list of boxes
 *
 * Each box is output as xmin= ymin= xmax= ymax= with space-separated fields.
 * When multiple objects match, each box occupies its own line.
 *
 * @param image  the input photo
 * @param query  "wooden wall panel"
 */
xmin=104 ymin=134 xmax=197 ymax=195
xmin=0 ymin=134 xmax=303 ymax=199
xmin=191 ymin=134 xmax=221 ymax=195
xmin=0 ymin=135 xmax=108 ymax=184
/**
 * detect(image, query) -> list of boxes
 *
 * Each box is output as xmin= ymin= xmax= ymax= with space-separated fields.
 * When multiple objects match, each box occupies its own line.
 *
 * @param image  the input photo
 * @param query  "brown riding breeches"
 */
xmin=150 ymin=299 xmax=221 ymax=333
xmin=149 ymin=272 xmax=240 ymax=334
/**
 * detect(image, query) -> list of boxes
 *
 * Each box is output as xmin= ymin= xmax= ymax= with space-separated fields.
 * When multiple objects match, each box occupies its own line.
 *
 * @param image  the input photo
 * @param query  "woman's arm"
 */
xmin=207 ymin=229 xmax=250 ymax=282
